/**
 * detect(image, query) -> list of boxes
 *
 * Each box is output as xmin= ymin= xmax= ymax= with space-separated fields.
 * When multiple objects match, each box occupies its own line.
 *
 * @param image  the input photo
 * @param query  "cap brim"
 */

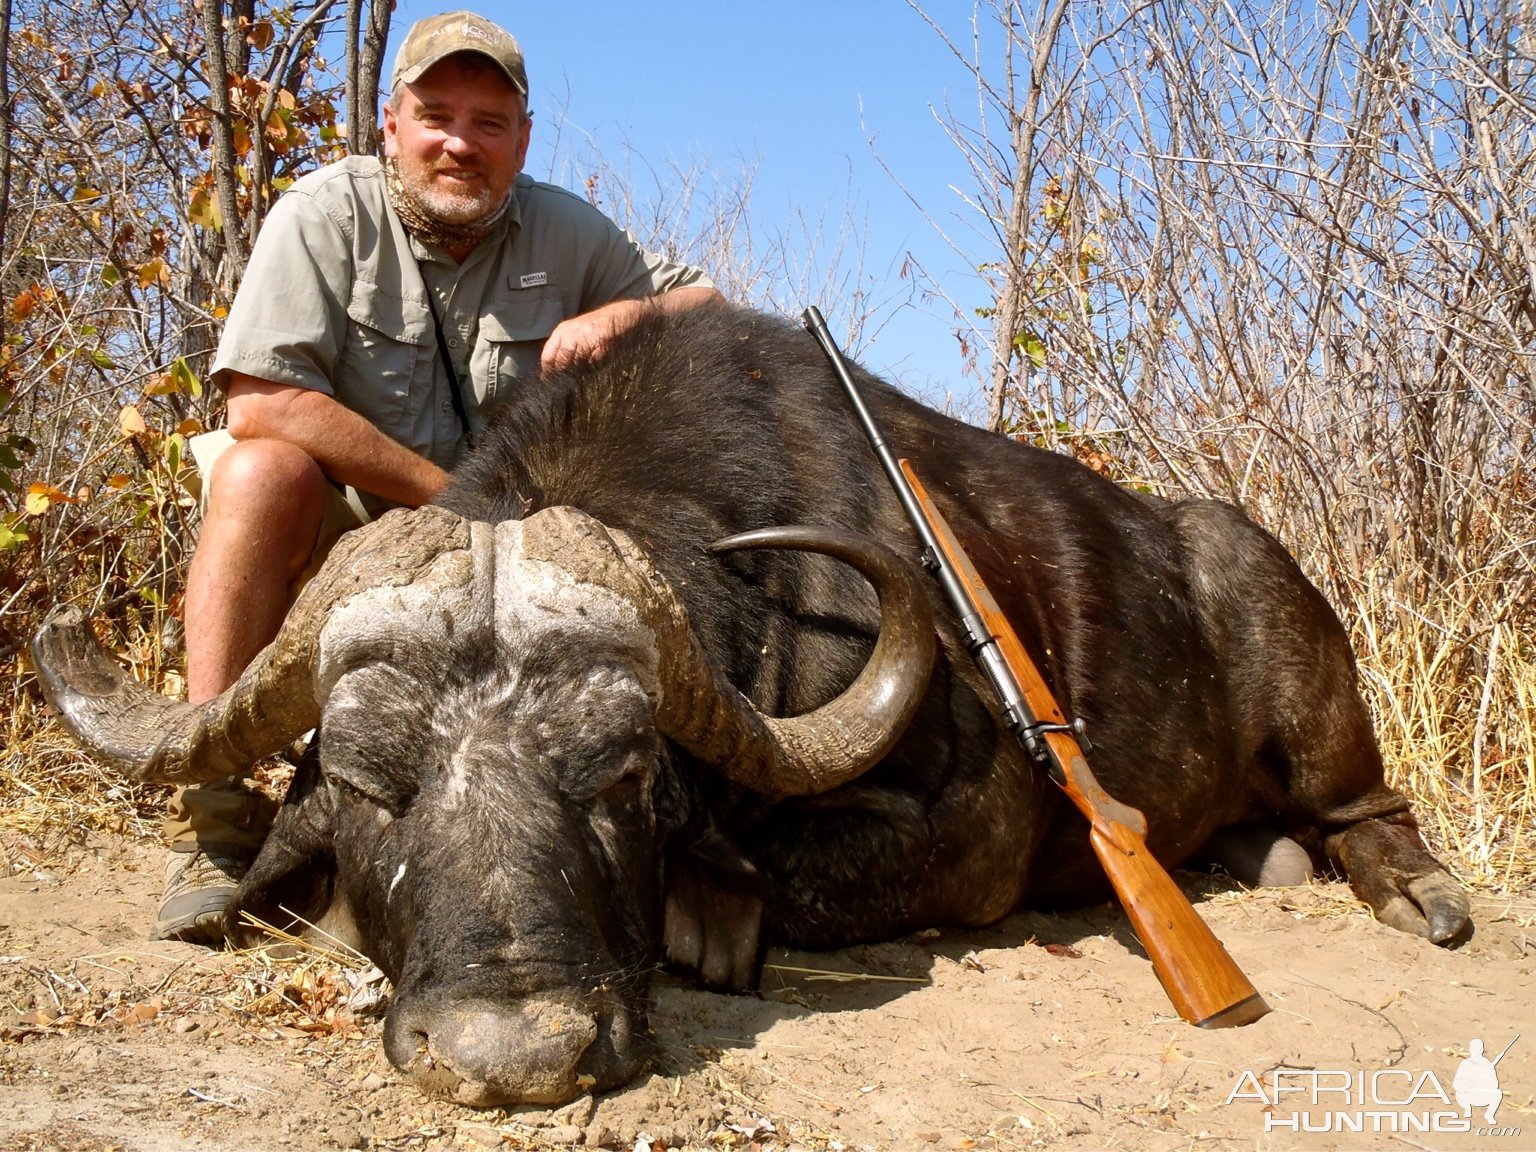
xmin=393 ymin=50 xmax=527 ymax=96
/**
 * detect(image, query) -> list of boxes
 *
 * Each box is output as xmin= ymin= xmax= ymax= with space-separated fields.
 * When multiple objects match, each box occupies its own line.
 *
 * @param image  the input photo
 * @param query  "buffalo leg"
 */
xmin=1329 ymin=816 xmax=1469 ymax=942
xmin=1256 ymin=654 xmax=1470 ymax=943
xmin=1202 ymin=823 xmax=1314 ymax=888
xmin=663 ymin=827 xmax=765 ymax=991
xmin=1169 ymin=499 xmax=1470 ymax=943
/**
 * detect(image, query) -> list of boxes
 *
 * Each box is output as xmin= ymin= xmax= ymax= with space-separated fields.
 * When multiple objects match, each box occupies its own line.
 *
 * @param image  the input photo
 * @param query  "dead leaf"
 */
xmin=25 ymin=482 xmax=77 ymax=515
xmin=124 ymin=999 xmax=161 ymax=1025
xmin=119 ymin=405 xmax=147 ymax=436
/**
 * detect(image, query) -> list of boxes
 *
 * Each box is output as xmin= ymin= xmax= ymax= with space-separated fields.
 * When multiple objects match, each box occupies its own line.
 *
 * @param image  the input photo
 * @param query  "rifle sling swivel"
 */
xmin=1017 ymin=717 xmax=1092 ymax=762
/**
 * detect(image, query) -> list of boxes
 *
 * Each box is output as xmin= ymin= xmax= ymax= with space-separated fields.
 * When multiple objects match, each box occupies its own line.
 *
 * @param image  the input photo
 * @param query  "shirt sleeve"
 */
xmin=210 ymin=190 xmax=352 ymax=395
xmin=568 ymin=201 xmax=717 ymax=311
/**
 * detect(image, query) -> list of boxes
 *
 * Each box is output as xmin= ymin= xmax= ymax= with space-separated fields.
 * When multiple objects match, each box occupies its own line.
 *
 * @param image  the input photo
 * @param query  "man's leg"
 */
xmin=157 ymin=437 xmax=332 ymax=944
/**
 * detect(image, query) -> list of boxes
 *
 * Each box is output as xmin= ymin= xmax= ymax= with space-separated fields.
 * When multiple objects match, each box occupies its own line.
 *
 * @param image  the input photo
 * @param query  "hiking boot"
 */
xmin=154 ymin=849 xmax=249 ymax=946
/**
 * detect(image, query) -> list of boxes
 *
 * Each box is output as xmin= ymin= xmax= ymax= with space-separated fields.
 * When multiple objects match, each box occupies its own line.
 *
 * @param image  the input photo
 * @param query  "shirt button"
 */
xmin=448 ymin=338 xmax=461 ymax=349
xmin=441 ymin=401 xmax=452 ymax=413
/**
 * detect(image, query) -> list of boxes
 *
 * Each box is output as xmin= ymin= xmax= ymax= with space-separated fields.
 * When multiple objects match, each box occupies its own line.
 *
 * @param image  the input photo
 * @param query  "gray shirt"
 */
xmin=212 ymin=155 xmax=715 ymax=486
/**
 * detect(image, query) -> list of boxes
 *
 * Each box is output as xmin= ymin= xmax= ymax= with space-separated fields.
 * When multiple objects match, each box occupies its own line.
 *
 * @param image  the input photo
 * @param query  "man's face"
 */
xmin=383 ymin=54 xmax=532 ymax=226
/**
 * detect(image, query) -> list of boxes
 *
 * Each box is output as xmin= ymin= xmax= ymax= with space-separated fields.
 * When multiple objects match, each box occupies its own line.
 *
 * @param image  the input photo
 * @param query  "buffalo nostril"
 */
xmin=386 ymin=997 xmax=599 ymax=1106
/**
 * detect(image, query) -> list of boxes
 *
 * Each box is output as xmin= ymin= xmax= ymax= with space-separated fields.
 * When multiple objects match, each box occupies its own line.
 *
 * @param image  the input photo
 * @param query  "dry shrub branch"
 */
xmin=908 ymin=0 xmax=1534 ymax=891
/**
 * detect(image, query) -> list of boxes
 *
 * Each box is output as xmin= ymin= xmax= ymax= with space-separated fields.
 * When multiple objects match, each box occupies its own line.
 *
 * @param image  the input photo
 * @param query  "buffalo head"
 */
xmin=33 ymin=503 xmax=934 ymax=1105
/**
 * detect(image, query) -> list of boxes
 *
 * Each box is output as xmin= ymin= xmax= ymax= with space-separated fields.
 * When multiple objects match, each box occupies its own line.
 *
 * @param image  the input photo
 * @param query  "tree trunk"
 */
xmin=202 ymin=0 xmax=247 ymax=283
xmin=346 ymin=0 xmax=391 ymax=156
xmin=0 ymin=0 xmax=13 ymax=348
xmin=985 ymin=0 xmax=1070 ymax=435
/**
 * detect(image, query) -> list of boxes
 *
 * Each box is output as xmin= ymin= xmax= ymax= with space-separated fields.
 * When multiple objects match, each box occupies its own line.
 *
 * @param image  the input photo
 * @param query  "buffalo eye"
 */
xmin=557 ymin=724 xmax=660 ymax=803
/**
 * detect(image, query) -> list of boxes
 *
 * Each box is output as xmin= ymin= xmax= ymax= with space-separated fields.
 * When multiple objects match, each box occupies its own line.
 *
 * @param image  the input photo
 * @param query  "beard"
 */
xmin=397 ymin=156 xmax=507 ymax=226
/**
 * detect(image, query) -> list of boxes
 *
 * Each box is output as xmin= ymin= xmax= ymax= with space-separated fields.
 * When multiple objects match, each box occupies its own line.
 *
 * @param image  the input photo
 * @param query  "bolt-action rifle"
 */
xmin=803 ymin=306 xmax=1269 ymax=1029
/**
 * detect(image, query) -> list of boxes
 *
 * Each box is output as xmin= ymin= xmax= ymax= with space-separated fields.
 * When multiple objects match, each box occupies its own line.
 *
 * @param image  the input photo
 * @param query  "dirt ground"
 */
xmin=1 ymin=831 xmax=1532 ymax=1152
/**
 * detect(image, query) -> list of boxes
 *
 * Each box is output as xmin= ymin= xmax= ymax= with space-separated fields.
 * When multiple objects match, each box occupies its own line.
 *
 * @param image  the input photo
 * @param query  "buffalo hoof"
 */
xmin=1369 ymin=870 xmax=1471 ymax=944
xmin=1334 ymin=819 xmax=1472 ymax=945
xmin=383 ymin=995 xmax=645 ymax=1107
xmin=1204 ymin=824 xmax=1314 ymax=888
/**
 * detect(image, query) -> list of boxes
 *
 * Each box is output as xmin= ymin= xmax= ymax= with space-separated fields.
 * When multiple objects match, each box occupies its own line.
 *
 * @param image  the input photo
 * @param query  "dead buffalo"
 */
xmin=33 ymin=304 xmax=1469 ymax=1107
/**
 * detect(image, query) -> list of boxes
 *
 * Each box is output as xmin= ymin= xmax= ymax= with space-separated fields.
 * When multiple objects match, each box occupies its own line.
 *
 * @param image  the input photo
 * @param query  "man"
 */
xmin=157 ymin=11 xmax=721 ymax=944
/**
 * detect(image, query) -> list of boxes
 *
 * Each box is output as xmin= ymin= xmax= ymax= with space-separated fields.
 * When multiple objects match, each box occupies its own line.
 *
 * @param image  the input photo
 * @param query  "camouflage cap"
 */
xmin=391 ymin=11 xmax=528 ymax=97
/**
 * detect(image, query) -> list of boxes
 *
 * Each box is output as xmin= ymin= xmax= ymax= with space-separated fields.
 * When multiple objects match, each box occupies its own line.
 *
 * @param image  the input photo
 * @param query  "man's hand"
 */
xmin=540 ymin=300 xmax=641 ymax=370
xmin=540 ymin=286 xmax=722 ymax=371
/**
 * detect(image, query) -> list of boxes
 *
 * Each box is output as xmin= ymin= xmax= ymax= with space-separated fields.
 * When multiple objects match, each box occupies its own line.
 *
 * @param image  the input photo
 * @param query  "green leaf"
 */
xmin=171 ymin=357 xmax=203 ymax=398
xmin=0 ymin=520 xmax=29 ymax=552
xmin=102 ymin=264 xmax=123 ymax=286
xmin=89 ymin=349 xmax=116 ymax=369
xmin=1014 ymin=331 xmax=1047 ymax=369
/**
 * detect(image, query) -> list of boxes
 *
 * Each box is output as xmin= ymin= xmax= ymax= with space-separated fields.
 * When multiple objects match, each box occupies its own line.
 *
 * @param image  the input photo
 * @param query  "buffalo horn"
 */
xmin=657 ymin=525 xmax=936 ymax=796
xmin=30 ymin=505 xmax=470 ymax=784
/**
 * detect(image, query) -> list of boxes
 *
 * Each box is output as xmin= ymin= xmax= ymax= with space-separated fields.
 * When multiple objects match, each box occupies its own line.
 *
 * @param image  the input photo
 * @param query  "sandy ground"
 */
xmin=1 ymin=831 xmax=1532 ymax=1152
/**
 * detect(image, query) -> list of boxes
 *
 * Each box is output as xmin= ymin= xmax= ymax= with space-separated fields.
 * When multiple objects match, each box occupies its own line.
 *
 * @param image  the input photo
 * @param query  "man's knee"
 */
xmin=206 ymin=438 xmax=330 ymax=523
xmin=200 ymin=438 xmax=332 ymax=578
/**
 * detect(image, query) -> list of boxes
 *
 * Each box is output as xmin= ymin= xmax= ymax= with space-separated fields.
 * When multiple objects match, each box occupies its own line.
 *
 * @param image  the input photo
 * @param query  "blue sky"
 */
xmin=391 ymin=2 xmax=992 ymax=410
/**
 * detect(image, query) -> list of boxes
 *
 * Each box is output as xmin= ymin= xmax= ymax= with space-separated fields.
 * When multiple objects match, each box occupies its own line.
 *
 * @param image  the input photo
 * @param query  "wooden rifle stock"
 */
xmin=901 ymin=463 xmax=1269 ymax=1029
xmin=802 ymin=305 xmax=1268 ymax=1029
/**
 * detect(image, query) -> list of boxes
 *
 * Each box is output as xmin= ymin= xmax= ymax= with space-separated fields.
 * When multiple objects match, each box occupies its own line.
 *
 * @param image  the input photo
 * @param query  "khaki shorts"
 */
xmin=164 ymin=431 xmax=371 ymax=852
xmin=186 ymin=430 xmax=370 ymax=593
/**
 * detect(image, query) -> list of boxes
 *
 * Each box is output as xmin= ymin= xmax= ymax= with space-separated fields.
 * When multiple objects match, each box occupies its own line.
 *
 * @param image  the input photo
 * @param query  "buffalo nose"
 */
xmin=384 ymin=996 xmax=598 ymax=1106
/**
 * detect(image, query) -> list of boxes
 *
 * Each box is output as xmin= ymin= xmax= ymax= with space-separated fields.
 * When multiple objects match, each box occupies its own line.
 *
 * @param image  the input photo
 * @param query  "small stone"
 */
xmin=359 ymin=1072 xmax=389 ymax=1092
xmin=555 ymin=1095 xmax=597 ymax=1128
xmin=457 ymin=1124 xmax=505 ymax=1148
xmin=584 ymin=1124 xmax=617 ymax=1148
xmin=173 ymin=1018 xmax=199 ymax=1034
xmin=545 ymin=1125 xmax=583 ymax=1145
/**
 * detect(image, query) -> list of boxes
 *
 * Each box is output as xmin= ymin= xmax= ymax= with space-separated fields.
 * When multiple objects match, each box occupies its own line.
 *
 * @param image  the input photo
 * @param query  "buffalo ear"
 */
xmin=227 ymin=748 xmax=338 ymax=946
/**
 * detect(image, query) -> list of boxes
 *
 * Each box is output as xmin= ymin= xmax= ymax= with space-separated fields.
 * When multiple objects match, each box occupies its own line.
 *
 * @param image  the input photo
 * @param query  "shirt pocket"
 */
xmin=336 ymin=278 xmax=435 ymax=442
xmin=476 ymin=293 xmax=569 ymax=411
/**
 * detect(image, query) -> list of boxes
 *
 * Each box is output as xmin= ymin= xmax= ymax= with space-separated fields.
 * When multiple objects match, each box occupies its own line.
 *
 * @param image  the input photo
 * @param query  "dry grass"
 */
xmin=1346 ymin=568 xmax=1536 ymax=896
xmin=0 ymin=695 xmax=169 ymax=871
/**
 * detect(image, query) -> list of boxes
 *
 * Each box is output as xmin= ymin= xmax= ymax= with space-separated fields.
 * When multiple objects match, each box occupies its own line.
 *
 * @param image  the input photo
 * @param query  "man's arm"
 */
xmin=225 ymin=373 xmax=450 ymax=508
xmin=540 ymin=285 xmax=722 ymax=370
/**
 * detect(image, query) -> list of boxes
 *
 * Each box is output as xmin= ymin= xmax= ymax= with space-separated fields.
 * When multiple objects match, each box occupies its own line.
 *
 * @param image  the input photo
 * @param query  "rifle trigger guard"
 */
xmin=1020 ymin=717 xmax=1091 ymax=761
